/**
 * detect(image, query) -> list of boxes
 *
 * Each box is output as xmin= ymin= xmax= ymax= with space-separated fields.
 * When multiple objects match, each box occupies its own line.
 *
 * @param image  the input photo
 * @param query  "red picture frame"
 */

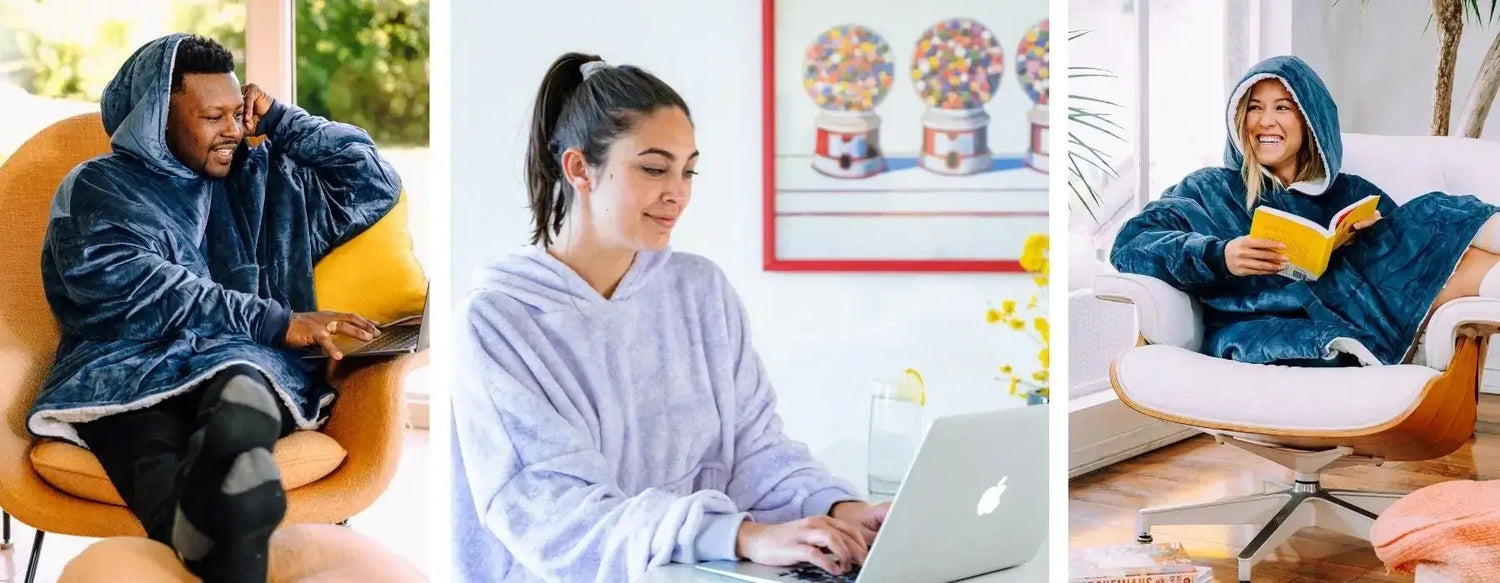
xmin=760 ymin=0 xmax=1043 ymax=273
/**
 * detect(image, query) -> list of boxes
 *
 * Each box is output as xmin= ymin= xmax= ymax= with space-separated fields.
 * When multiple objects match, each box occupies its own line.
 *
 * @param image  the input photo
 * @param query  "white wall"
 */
xmin=452 ymin=0 xmax=1044 ymax=486
xmin=1289 ymin=0 xmax=1500 ymax=139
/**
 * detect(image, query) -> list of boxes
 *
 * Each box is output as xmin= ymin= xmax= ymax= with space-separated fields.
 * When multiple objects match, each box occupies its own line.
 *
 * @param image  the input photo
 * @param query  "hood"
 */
xmin=1222 ymin=55 xmax=1341 ymax=195
xmin=100 ymin=33 xmax=200 ymax=180
xmin=472 ymin=245 xmax=674 ymax=312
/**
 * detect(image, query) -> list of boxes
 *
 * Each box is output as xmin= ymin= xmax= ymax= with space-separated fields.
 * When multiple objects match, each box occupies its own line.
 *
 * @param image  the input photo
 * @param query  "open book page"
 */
xmin=1247 ymin=195 xmax=1380 ymax=281
xmin=1329 ymin=195 xmax=1381 ymax=248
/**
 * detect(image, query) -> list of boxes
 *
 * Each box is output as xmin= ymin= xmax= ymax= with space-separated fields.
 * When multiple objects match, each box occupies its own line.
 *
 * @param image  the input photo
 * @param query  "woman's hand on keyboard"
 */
xmin=830 ymin=501 xmax=891 ymax=545
xmin=736 ymin=515 xmax=869 ymax=575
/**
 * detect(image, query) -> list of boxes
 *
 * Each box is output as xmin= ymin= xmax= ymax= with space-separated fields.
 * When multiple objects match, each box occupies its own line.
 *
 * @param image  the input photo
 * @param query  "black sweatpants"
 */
xmin=73 ymin=364 xmax=295 ymax=547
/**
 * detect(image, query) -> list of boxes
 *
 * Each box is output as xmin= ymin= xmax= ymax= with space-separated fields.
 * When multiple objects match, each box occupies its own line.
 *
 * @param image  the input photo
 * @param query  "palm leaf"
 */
xmin=1067 ymin=29 xmax=1125 ymax=222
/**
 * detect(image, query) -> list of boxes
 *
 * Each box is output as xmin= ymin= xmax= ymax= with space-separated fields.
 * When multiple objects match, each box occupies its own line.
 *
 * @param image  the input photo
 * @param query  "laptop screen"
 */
xmin=416 ymin=283 xmax=430 ymax=350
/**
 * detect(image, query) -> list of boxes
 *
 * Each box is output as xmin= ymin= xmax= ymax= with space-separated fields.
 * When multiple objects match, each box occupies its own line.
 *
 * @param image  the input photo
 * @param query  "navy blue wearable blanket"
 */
xmin=1111 ymin=55 xmax=1498 ymax=367
xmin=30 ymin=33 xmax=400 ymax=445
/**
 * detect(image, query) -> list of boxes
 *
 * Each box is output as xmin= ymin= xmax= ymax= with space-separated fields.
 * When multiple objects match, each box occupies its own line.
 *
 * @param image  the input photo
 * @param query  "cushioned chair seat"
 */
xmin=30 ymin=430 xmax=347 ymax=506
xmin=1114 ymin=344 xmax=1440 ymax=432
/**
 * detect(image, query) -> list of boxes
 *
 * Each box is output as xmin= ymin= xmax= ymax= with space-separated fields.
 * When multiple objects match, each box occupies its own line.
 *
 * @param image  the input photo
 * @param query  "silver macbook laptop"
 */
xmin=302 ymin=288 xmax=429 ymax=359
xmin=696 ymin=405 xmax=1048 ymax=583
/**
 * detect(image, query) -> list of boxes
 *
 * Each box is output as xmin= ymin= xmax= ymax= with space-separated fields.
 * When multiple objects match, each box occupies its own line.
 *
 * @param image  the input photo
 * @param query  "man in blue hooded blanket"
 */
xmin=26 ymin=35 xmax=399 ymax=581
xmin=1112 ymin=55 xmax=1500 ymax=368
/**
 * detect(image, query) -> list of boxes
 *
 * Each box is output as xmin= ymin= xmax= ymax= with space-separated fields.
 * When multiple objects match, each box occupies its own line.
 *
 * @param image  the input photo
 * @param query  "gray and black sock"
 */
xmin=173 ymin=371 xmax=287 ymax=582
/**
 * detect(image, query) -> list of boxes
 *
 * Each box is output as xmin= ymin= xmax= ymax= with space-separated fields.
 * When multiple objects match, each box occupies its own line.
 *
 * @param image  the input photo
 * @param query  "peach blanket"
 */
xmin=1371 ymin=480 xmax=1500 ymax=580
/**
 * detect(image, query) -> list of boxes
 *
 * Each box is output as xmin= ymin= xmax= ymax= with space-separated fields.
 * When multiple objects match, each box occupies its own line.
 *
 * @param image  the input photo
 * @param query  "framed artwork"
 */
xmin=761 ymin=0 xmax=1049 ymax=272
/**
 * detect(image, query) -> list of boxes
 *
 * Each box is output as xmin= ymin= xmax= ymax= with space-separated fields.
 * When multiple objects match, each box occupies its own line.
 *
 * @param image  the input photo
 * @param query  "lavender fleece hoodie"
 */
xmin=451 ymin=245 xmax=861 ymax=582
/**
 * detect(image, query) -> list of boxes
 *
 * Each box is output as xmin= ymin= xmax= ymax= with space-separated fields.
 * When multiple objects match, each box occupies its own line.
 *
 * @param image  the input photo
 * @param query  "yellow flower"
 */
xmin=1039 ymin=348 xmax=1050 ymax=369
xmin=1027 ymin=294 xmax=1038 ymax=309
xmin=1008 ymin=318 xmax=1026 ymax=331
xmin=1034 ymin=317 xmax=1049 ymax=343
xmin=986 ymin=308 xmax=1002 ymax=324
xmin=1019 ymin=233 xmax=1049 ymax=274
xmin=1032 ymin=273 xmax=1049 ymax=288
xmin=1032 ymin=370 xmax=1049 ymax=382
xmin=1008 ymin=376 xmax=1021 ymax=395
xmin=1001 ymin=299 xmax=1017 ymax=315
xmin=999 ymin=364 xmax=1013 ymax=375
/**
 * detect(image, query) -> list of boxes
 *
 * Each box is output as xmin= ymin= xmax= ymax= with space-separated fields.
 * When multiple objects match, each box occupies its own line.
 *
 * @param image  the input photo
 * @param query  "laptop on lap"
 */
xmin=302 ymin=289 xmax=429 ymax=359
xmin=696 ymin=405 xmax=1048 ymax=583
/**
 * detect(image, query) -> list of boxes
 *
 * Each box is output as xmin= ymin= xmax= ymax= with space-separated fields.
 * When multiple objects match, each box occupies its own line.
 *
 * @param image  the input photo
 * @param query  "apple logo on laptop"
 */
xmin=977 ymin=476 xmax=1009 ymax=516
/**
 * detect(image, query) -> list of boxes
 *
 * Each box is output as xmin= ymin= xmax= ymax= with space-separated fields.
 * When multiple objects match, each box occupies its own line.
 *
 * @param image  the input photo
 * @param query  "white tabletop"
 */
xmin=643 ymin=542 xmax=1048 ymax=582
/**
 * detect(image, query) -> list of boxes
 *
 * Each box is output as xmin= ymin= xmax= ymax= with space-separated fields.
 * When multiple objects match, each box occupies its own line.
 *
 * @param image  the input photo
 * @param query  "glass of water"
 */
xmin=867 ymin=378 xmax=923 ymax=498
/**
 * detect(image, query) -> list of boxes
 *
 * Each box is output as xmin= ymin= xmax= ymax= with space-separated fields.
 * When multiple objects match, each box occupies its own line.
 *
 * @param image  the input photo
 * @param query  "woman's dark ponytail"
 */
xmin=523 ymin=52 xmax=692 ymax=247
xmin=526 ymin=52 xmax=601 ymax=247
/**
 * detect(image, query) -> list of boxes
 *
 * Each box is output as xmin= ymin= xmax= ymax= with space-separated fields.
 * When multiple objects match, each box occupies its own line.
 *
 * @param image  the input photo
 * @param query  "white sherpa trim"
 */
xmin=1325 ymin=337 xmax=1381 ymax=366
xmin=28 ymin=360 xmax=325 ymax=447
xmin=1226 ymin=73 xmax=1332 ymax=196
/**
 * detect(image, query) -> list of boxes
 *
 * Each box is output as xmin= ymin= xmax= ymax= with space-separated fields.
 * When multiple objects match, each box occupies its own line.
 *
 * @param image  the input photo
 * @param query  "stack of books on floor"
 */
xmin=1069 ymin=542 xmax=1211 ymax=582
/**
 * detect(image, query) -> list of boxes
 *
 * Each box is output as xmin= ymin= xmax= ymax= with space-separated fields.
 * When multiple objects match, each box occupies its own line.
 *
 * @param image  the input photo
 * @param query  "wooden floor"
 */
xmin=1070 ymin=431 xmax=1500 ymax=582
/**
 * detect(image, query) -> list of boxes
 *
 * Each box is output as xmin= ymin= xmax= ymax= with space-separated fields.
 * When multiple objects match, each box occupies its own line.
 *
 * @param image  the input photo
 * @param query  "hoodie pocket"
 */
xmin=658 ymin=461 xmax=731 ymax=496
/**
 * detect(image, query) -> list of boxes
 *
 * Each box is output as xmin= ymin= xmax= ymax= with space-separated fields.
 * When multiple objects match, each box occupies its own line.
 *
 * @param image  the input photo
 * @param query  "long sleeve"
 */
xmin=452 ymin=301 xmax=749 ymax=582
xmin=45 ymin=214 xmax=289 ymax=345
xmin=719 ymin=279 xmax=862 ymax=525
xmin=1111 ymin=187 xmax=1233 ymax=291
xmin=256 ymin=100 xmax=402 ymax=258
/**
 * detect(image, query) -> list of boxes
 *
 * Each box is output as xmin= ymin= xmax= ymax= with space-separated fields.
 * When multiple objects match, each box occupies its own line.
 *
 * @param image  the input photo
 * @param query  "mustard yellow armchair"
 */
xmin=0 ymin=113 xmax=423 ymax=583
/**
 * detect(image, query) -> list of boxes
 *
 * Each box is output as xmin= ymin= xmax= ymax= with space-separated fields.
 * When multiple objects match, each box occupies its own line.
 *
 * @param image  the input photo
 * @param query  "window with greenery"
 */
xmin=0 ymin=0 xmax=246 ymax=166
xmin=296 ymin=0 xmax=431 ymax=266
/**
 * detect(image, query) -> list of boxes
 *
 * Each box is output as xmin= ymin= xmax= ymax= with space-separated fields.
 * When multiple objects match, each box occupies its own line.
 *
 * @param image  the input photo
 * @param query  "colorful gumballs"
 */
xmin=1017 ymin=19 xmax=1050 ymax=174
xmin=802 ymin=24 xmax=896 ymax=112
xmin=909 ymin=18 xmax=1007 ymax=110
xmin=912 ymin=18 xmax=1005 ymax=176
xmin=803 ymin=24 xmax=894 ymax=178
xmin=1016 ymin=19 xmax=1049 ymax=105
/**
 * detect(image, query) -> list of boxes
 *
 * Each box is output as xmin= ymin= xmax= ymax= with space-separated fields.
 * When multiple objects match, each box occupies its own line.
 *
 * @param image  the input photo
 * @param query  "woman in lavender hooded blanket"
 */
xmin=26 ymin=34 xmax=398 ymax=581
xmin=451 ymin=53 xmax=890 ymax=582
xmin=1112 ymin=55 xmax=1500 ymax=367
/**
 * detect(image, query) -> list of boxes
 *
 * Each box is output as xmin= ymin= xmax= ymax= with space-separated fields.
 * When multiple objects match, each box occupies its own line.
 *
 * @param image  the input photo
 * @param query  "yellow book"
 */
xmin=1247 ymin=195 xmax=1380 ymax=281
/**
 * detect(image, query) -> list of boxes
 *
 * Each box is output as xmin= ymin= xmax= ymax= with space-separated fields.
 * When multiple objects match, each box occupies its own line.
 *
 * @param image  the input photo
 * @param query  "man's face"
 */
xmin=166 ymin=72 xmax=244 ymax=178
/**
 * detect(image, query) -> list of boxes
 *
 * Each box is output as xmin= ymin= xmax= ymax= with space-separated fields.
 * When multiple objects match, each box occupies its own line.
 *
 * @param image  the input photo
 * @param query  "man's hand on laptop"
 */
xmin=830 ymin=500 xmax=891 ymax=545
xmin=736 ymin=515 xmax=868 ymax=576
xmin=284 ymin=311 xmax=381 ymax=360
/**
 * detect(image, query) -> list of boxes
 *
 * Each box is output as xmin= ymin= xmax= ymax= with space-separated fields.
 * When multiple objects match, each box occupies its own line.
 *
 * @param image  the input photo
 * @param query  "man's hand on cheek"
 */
xmin=241 ymin=83 xmax=275 ymax=136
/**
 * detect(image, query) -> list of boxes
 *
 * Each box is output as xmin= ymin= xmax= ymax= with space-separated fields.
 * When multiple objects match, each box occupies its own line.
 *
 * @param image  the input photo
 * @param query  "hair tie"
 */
xmin=580 ymin=60 xmax=609 ymax=80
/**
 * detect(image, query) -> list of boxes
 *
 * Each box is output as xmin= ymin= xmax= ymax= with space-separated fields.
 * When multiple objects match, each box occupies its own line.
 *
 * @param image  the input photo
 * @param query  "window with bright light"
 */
xmin=1070 ymin=0 xmax=1240 ymax=250
xmin=0 ymin=0 xmax=246 ymax=166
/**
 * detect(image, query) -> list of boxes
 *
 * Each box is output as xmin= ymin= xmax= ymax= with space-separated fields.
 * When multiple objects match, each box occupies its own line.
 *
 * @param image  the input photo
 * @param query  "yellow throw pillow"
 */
xmin=313 ymin=191 xmax=427 ymax=324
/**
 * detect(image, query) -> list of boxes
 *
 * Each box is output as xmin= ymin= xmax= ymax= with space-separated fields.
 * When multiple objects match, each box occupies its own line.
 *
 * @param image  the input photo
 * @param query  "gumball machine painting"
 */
xmin=1015 ymin=19 xmax=1050 ymax=173
xmin=803 ymin=25 xmax=896 ymax=179
xmin=765 ymin=0 xmax=1049 ymax=273
xmin=910 ymin=18 xmax=1007 ymax=176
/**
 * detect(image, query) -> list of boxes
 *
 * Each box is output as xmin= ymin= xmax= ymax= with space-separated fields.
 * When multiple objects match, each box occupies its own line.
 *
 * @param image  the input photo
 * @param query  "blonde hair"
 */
xmin=1234 ymin=88 xmax=1325 ymax=208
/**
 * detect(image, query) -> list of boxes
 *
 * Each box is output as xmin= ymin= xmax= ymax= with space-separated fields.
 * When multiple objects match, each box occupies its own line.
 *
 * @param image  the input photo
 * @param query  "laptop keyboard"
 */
xmin=775 ymin=563 xmax=861 ymax=583
xmin=350 ymin=326 xmax=419 ymax=353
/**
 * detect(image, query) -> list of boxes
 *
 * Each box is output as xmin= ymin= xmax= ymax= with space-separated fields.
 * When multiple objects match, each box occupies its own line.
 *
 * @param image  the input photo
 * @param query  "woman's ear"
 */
xmin=560 ymin=148 xmax=592 ymax=197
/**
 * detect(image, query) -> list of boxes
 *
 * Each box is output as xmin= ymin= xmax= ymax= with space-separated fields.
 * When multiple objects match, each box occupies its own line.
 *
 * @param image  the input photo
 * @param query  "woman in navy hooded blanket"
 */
xmin=1112 ymin=55 xmax=1500 ymax=367
xmin=26 ymin=35 xmax=398 ymax=581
